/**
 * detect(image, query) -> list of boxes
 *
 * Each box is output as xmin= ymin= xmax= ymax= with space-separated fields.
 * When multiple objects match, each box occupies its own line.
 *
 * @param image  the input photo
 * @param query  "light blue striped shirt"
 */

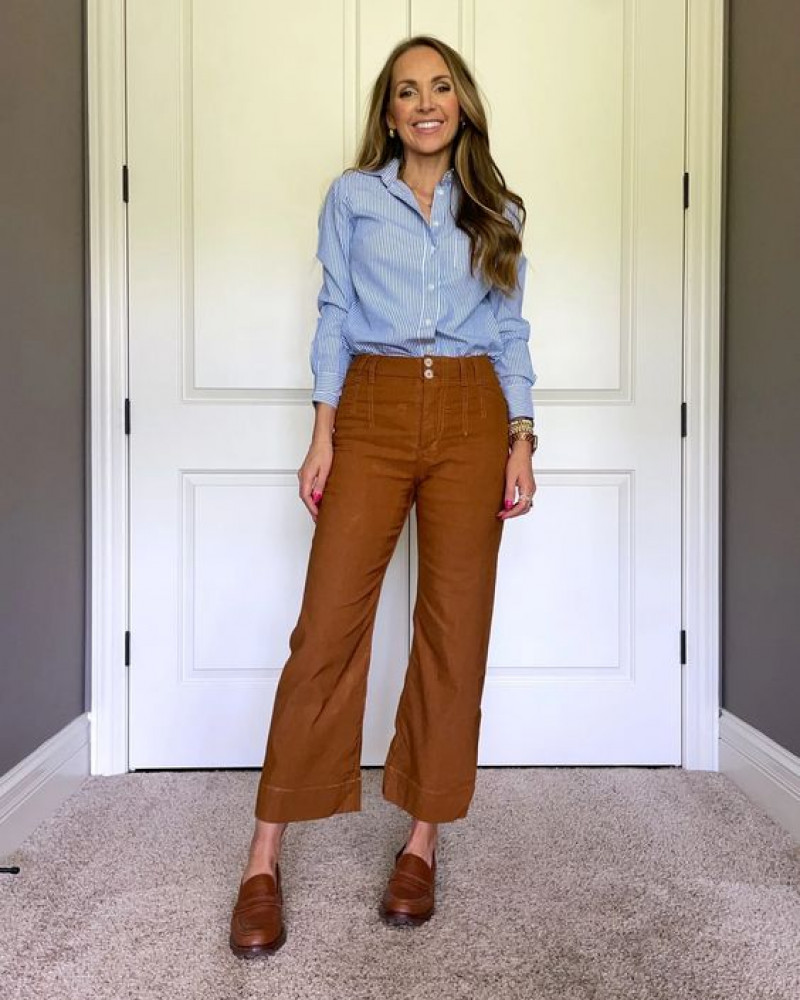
xmin=309 ymin=156 xmax=537 ymax=419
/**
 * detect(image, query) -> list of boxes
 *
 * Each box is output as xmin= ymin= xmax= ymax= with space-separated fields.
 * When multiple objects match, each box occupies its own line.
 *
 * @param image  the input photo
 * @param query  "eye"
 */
xmin=397 ymin=83 xmax=452 ymax=98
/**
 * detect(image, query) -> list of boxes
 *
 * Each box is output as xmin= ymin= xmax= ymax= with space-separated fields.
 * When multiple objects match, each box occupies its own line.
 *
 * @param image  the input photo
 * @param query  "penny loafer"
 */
xmin=379 ymin=844 xmax=436 ymax=926
xmin=229 ymin=866 xmax=287 ymax=958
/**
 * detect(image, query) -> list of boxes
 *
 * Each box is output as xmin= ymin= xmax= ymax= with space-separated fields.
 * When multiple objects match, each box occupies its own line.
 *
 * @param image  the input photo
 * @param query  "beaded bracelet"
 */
xmin=508 ymin=416 xmax=538 ymax=452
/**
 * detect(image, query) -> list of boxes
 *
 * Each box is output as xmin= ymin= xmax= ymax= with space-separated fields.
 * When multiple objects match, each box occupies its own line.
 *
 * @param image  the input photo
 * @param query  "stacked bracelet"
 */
xmin=508 ymin=416 xmax=538 ymax=453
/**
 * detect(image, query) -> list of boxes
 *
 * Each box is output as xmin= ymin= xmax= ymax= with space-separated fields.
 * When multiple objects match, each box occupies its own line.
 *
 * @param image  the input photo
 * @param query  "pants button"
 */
xmin=423 ymin=368 xmax=434 ymax=379
xmin=423 ymin=356 xmax=433 ymax=366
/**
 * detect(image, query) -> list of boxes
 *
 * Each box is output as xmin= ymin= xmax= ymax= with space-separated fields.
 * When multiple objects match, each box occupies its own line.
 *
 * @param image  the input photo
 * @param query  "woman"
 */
xmin=230 ymin=34 xmax=538 ymax=958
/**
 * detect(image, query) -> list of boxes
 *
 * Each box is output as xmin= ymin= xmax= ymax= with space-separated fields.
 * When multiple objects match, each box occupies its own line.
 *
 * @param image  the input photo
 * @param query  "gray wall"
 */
xmin=0 ymin=1 xmax=797 ymax=779
xmin=721 ymin=0 xmax=800 ymax=756
xmin=0 ymin=0 xmax=88 ymax=774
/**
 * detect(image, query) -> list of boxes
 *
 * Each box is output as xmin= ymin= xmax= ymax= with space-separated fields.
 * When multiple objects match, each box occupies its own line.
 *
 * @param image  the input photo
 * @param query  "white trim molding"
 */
xmin=86 ymin=0 xmax=727 ymax=774
xmin=0 ymin=716 xmax=91 ymax=857
xmin=87 ymin=0 xmax=129 ymax=775
xmin=682 ymin=0 xmax=726 ymax=770
xmin=719 ymin=711 xmax=800 ymax=845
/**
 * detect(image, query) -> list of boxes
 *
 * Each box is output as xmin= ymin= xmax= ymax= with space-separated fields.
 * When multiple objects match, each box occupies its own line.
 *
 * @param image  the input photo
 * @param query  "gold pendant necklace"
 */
xmin=399 ymin=172 xmax=434 ymax=206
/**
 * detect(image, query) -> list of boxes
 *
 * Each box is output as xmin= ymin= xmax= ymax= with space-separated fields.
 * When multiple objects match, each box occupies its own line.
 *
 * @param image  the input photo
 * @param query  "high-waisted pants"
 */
xmin=254 ymin=352 xmax=510 ymax=824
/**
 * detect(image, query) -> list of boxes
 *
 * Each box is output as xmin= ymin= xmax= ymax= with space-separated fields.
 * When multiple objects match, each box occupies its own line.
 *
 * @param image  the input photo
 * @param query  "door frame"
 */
xmin=86 ymin=0 xmax=726 ymax=775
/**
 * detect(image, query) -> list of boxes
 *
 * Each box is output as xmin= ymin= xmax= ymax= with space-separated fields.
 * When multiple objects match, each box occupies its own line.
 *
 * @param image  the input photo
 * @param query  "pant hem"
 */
xmin=381 ymin=764 xmax=474 ymax=823
xmin=255 ymin=774 xmax=361 ymax=822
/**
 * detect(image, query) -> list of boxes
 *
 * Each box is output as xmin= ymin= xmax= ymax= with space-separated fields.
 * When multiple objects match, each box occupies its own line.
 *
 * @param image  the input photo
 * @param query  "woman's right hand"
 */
xmin=299 ymin=402 xmax=337 ymax=523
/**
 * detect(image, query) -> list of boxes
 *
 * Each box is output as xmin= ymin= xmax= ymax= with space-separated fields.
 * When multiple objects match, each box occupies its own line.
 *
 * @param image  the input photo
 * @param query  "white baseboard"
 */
xmin=0 ymin=714 xmax=91 ymax=858
xmin=719 ymin=709 xmax=800 ymax=845
xmin=2 ymin=710 xmax=796 ymax=858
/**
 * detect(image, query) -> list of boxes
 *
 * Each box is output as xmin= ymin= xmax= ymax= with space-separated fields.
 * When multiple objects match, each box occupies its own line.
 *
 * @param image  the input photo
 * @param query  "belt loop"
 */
xmin=459 ymin=356 xmax=468 ymax=435
xmin=367 ymin=355 xmax=377 ymax=428
xmin=473 ymin=357 xmax=486 ymax=418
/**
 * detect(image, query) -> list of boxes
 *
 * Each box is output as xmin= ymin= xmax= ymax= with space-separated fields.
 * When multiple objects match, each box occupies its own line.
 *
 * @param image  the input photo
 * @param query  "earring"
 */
xmin=389 ymin=127 xmax=395 ymax=138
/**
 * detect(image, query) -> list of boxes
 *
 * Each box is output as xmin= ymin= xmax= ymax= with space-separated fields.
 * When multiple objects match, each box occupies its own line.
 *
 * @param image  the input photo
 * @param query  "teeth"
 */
xmin=414 ymin=121 xmax=442 ymax=130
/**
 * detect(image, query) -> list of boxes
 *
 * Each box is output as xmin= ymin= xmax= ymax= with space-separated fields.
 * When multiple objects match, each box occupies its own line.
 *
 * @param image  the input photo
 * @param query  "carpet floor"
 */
xmin=2 ymin=767 xmax=799 ymax=999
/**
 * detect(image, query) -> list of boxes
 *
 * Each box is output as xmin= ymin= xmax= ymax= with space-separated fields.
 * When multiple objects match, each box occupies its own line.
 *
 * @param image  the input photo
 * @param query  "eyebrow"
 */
xmin=395 ymin=74 xmax=452 ymax=87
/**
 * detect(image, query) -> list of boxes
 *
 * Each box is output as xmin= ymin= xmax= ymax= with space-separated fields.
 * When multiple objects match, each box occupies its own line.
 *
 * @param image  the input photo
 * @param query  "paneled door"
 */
xmin=127 ymin=0 xmax=686 ymax=768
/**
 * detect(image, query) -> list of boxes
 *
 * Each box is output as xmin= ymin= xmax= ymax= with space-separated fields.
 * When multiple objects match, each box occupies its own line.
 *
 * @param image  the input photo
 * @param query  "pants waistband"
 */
xmin=346 ymin=353 xmax=499 ymax=435
xmin=348 ymin=352 xmax=495 ymax=385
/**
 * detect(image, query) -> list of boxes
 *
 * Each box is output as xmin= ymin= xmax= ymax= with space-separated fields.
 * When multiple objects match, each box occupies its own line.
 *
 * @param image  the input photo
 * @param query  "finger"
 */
xmin=312 ymin=471 xmax=329 ymax=508
xmin=299 ymin=492 xmax=318 ymax=519
xmin=299 ymin=470 xmax=324 ymax=518
xmin=498 ymin=490 xmax=535 ymax=519
xmin=501 ymin=478 xmax=517 ymax=513
xmin=504 ymin=500 xmax=529 ymax=519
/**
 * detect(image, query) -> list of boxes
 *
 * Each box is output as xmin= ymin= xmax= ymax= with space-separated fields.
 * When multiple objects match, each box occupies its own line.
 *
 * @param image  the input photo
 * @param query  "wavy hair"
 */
xmin=348 ymin=34 xmax=527 ymax=296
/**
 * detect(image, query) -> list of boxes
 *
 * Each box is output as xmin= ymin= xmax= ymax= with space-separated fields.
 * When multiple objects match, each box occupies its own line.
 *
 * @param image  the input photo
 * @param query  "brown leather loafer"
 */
xmin=229 ymin=866 xmax=287 ymax=958
xmin=379 ymin=844 xmax=436 ymax=926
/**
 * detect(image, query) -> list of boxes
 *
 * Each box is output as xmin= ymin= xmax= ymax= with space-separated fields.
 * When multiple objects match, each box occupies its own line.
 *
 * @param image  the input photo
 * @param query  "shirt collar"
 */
xmin=378 ymin=156 xmax=455 ymax=189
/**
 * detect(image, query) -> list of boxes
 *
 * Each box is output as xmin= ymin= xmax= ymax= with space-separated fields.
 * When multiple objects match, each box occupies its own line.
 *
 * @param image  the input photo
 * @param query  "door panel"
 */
xmin=128 ymin=0 xmax=684 ymax=768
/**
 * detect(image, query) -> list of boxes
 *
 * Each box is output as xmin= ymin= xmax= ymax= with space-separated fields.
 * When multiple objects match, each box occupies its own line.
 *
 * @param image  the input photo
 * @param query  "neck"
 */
xmin=398 ymin=149 xmax=452 ymax=191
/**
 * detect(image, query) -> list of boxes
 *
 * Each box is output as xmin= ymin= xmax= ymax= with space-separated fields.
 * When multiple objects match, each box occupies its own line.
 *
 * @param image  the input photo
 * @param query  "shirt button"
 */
xmin=424 ymin=368 xmax=434 ymax=379
xmin=433 ymin=220 xmax=440 ymax=227
xmin=431 ymin=247 xmax=437 ymax=254
xmin=423 ymin=357 xmax=433 ymax=366
xmin=427 ymin=283 xmax=435 ymax=291
xmin=424 ymin=318 xmax=432 ymax=326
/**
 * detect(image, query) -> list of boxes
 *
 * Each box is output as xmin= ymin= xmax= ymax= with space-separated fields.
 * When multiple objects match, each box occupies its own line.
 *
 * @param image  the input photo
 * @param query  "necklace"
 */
xmin=410 ymin=188 xmax=433 ymax=208
xmin=398 ymin=171 xmax=435 ymax=206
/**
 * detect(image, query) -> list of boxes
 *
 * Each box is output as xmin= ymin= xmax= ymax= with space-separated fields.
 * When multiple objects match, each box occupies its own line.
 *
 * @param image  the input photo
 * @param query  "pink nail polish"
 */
xmin=504 ymin=499 xmax=513 ymax=509
xmin=312 ymin=492 xmax=322 ymax=502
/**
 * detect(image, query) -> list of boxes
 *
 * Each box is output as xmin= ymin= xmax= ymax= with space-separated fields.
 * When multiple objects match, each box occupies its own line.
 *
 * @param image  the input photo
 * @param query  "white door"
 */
xmin=127 ymin=0 xmax=685 ymax=769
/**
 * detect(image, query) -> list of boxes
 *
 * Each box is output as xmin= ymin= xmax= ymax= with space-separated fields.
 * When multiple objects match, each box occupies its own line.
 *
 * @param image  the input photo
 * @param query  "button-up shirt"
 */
xmin=310 ymin=155 xmax=537 ymax=418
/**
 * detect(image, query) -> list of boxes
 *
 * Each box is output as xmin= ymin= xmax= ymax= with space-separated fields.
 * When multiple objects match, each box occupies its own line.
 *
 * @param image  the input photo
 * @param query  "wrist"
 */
xmin=312 ymin=401 xmax=336 ymax=442
xmin=510 ymin=437 xmax=535 ymax=457
xmin=507 ymin=415 xmax=537 ymax=454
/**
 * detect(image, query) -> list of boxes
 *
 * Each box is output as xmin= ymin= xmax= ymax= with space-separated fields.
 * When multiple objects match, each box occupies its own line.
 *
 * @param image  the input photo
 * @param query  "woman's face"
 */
xmin=386 ymin=46 xmax=461 ymax=159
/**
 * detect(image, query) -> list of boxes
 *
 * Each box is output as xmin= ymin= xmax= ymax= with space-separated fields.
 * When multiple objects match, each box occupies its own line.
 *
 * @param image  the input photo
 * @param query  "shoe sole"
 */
xmin=378 ymin=904 xmax=434 ymax=927
xmin=229 ymin=925 xmax=287 ymax=958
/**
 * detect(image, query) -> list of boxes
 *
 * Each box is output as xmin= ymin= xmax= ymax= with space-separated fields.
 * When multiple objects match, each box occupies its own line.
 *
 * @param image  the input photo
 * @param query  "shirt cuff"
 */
xmin=311 ymin=370 xmax=346 ymax=408
xmin=500 ymin=377 xmax=535 ymax=421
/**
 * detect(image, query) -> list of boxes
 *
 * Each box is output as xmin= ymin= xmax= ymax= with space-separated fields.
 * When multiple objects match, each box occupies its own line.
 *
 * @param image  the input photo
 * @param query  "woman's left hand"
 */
xmin=497 ymin=441 xmax=537 ymax=519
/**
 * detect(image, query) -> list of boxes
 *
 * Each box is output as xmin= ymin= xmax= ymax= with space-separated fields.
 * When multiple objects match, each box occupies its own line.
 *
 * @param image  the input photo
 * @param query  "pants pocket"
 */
xmin=336 ymin=374 xmax=363 ymax=421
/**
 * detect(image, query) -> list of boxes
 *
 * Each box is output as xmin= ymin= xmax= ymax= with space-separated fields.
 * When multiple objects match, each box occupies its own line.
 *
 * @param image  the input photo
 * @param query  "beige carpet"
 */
xmin=2 ymin=767 xmax=799 ymax=999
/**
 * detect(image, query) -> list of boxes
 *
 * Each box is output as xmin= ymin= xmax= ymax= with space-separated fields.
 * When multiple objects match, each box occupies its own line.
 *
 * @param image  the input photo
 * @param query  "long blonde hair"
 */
xmin=350 ymin=34 xmax=527 ymax=296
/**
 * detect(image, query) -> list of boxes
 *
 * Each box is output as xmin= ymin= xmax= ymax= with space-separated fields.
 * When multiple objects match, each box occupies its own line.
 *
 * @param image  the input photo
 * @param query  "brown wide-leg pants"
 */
xmin=255 ymin=352 xmax=510 ymax=824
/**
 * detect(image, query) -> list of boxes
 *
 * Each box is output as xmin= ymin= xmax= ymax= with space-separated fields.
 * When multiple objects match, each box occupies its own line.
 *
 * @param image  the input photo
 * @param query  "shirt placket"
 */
xmin=391 ymin=175 xmax=450 ymax=353
xmin=420 ymin=182 xmax=446 ymax=351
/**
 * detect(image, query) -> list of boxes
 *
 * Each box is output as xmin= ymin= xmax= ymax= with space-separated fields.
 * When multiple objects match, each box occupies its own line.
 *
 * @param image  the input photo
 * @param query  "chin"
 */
xmin=405 ymin=132 xmax=456 ymax=152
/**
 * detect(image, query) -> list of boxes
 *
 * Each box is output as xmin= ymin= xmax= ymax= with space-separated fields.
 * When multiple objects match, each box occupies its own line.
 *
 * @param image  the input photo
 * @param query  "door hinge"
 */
xmin=680 ymin=629 xmax=687 ymax=665
xmin=125 ymin=398 xmax=131 ymax=435
xmin=681 ymin=402 xmax=687 ymax=438
xmin=683 ymin=171 xmax=689 ymax=209
xmin=125 ymin=630 xmax=131 ymax=667
xmin=122 ymin=164 xmax=129 ymax=203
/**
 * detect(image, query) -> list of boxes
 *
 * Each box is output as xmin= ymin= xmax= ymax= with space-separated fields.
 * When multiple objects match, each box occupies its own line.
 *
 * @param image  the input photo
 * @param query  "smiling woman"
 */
xmin=386 ymin=56 xmax=462 ymax=222
xmin=229 ymin=33 xmax=538 ymax=958
xmin=338 ymin=37 xmax=537 ymax=428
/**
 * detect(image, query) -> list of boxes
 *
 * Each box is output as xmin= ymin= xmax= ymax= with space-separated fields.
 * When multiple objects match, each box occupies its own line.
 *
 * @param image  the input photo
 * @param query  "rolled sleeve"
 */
xmin=487 ymin=205 xmax=538 ymax=420
xmin=309 ymin=177 xmax=356 ymax=408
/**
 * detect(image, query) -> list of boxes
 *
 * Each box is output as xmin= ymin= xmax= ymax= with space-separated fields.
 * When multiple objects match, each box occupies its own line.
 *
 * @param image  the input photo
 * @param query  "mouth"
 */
xmin=411 ymin=120 xmax=445 ymax=134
